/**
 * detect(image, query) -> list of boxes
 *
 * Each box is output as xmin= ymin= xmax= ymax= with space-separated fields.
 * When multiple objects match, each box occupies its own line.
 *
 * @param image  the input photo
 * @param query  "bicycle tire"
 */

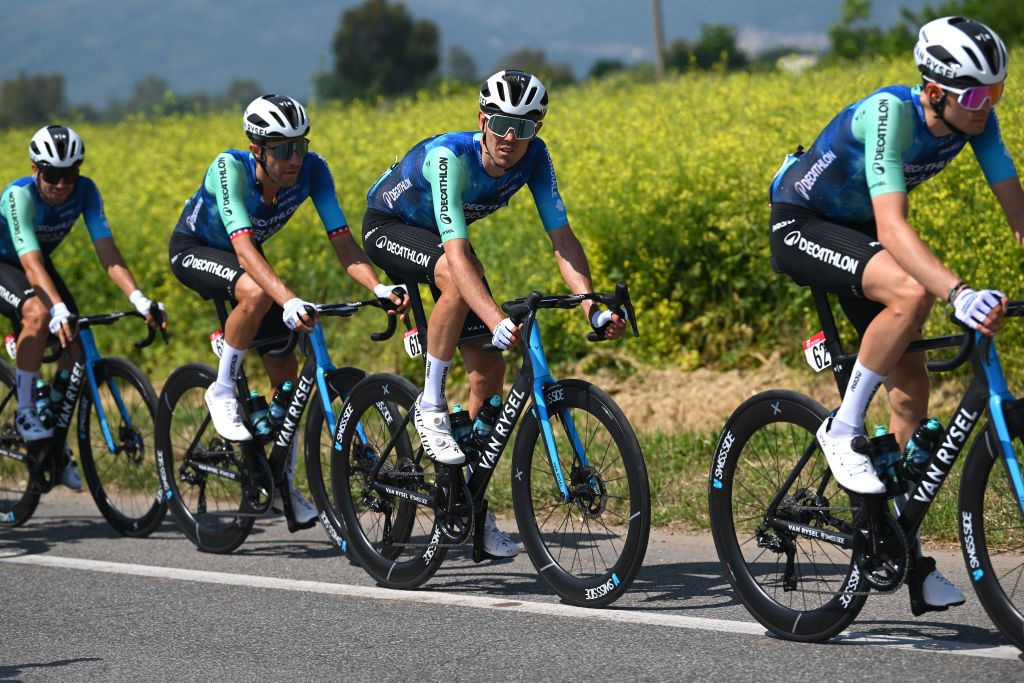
xmin=78 ymin=357 xmax=166 ymax=537
xmin=0 ymin=361 xmax=39 ymax=527
xmin=335 ymin=373 xmax=445 ymax=588
xmin=959 ymin=422 xmax=1024 ymax=651
xmin=511 ymin=379 xmax=650 ymax=607
xmin=708 ymin=390 xmax=867 ymax=642
xmin=155 ymin=363 xmax=256 ymax=553
xmin=304 ymin=366 xmax=365 ymax=551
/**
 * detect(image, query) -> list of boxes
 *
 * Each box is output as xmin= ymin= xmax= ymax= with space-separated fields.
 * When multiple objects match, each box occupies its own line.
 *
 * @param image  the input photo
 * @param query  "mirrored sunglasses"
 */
xmin=38 ymin=163 xmax=80 ymax=185
xmin=264 ymin=138 xmax=310 ymax=161
xmin=485 ymin=114 xmax=537 ymax=140
xmin=946 ymin=82 xmax=1005 ymax=111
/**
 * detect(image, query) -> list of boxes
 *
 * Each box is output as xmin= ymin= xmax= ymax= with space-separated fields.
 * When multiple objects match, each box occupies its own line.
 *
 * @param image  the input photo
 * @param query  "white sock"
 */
xmin=830 ymin=360 xmax=886 ymax=438
xmin=213 ymin=342 xmax=245 ymax=398
xmin=16 ymin=368 xmax=38 ymax=410
xmin=420 ymin=353 xmax=451 ymax=411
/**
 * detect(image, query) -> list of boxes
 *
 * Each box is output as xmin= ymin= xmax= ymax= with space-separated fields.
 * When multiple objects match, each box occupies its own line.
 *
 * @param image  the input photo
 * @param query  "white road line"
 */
xmin=2 ymin=551 xmax=1020 ymax=661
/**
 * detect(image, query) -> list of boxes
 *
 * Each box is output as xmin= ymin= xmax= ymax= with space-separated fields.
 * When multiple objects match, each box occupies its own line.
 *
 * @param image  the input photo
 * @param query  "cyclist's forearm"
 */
xmin=94 ymin=237 xmax=141 ymax=297
xmin=550 ymin=227 xmax=598 ymax=319
xmin=19 ymin=252 xmax=62 ymax=308
xmin=447 ymin=249 xmax=503 ymax=329
xmin=235 ymin=243 xmax=296 ymax=305
xmin=879 ymin=218 xmax=958 ymax=297
xmin=991 ymin=177 xmax=1024 ymax=246
xmin=330 ymin=233 xmax=382 ymax=292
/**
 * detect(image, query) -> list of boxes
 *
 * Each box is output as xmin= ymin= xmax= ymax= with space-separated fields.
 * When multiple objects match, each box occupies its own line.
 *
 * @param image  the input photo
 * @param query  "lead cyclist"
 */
xmin=768 ymin=17 xmax=1024 ymax=613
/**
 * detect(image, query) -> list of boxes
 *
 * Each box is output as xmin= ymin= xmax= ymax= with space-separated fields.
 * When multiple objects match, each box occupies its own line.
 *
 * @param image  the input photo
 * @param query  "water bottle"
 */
xmin=449 ymin=404 xmax=472 ymax=447
xmin=247 ymin=390 xmax=273 ymax=442
xmin=49 ymin=369 xmax=70 ymax=409
xmin=268 ymin=381 xmax=294 ymax=430
xmin=870 ymin=425 xmax=902 ymax=493
xmin=902 ymin=417 xmax=943 ymax=482
xmin=34 ymin=378 xmax=53 ymax=427
xmin=471 ymin=395 xmax=502 ymax=443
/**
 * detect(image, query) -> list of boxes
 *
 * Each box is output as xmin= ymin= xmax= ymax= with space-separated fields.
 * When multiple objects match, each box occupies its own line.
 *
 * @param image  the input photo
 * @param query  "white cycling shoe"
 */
xmin=482 ymin=510 xmax=520 ymax=558
xmin=16 ymin=408 xmax=53 ymax=441
xmin=922 ymin=562 xmax=966 ymax=608
xmin=413 ymin=398 xmax=465 ymax=465
xmin=61 ymin=450 xmax=82 ymax=490
xmin=816 ymin=418 xmax=885 ymax=495
xmin=204 ymin=385 xmax=252 ymax=442
xmin=272 ymin=484 xmax=318 ymax=525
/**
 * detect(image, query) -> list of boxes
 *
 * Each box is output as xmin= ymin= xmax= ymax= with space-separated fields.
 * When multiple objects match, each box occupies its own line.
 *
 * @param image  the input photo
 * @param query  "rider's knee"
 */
xmin=19 ymin=296 xmax=49 ymax=332
xmin=433 ymin=253 xmax=485 ymax=293
xmin=233 ymin=279 xmax=273 ymax=314
xmin=890 ymin=277 xmax=934 ymax=327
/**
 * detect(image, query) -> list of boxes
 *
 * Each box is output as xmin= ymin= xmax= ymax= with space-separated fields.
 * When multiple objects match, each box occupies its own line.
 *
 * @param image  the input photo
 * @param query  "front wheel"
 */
xmin=708 ymin=390 xmax=867 ymax=642
xmin=78 ymin=357 xmax=166 ymax=537
xmin=155 ymin=363 xmax=256 ymax=553
xmin=511 ymin=379 xmax=650 ymax=607
xmin=959 ymin=423 xmax=1024 ymax=651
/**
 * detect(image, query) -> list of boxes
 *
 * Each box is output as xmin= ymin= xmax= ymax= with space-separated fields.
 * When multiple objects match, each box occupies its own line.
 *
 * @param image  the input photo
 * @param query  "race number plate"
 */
xmin=802 ymin=331 xmax=832 ymax=372
xmin=4 ymin=334 xmax=15 ymax=360
xmin=209 ymin=330 xmax=225 ymax=359
xmin=403 ymin=328 xmax=424 ymax=359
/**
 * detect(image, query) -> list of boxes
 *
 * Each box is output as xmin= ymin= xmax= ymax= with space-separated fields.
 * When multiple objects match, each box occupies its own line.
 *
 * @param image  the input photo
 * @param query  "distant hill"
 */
xmin=0 ymin=0 xmax=930 ymax=106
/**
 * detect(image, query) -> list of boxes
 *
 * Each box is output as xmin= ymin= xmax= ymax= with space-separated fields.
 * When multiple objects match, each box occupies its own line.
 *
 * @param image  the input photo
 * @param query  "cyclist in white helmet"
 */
xmin=768 ymin=17 xmax=1023 ymax=612
xmin=0 ymin=125 xmax=168 ymax=489
xmin=363 ymin=70 xmax=627 ymax=557
xmin=169 ymin=94 xmax=408 ymax=527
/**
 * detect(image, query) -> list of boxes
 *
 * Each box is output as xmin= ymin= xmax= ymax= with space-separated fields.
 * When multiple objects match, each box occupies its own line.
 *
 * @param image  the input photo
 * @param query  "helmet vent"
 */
xmin=496 ymin=82 xmax=506 ymax=101
xmin=525 ymin=86 xmax=538 ymax=105
xmin=963 ymin=46 xmax=983 ymax=71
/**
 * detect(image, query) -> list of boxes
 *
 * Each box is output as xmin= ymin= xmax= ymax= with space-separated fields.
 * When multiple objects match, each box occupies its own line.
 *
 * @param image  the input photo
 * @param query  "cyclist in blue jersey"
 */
xmin=0 ymin=125 xmax=167 ymax=489
xmin=364 ymin=70 xmax=626 ymax=557
xmin=169 ymin=94 xmax=408 ymax=525
xmin=769 ymin=17 xmax=1024 ymax=612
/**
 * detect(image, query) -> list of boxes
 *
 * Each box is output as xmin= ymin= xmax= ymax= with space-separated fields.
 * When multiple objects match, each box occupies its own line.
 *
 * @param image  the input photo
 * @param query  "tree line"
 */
xmin=2 ymin=0 xmax=1020 ymax=129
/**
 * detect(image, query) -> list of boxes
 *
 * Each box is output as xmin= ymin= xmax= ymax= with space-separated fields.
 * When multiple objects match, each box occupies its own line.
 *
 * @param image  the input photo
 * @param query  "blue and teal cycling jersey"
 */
xmin=0 ymin=176 xmax=112 ymax=265
xmin=366 ymin=131 xmax=568 ymax=242
xmin=172 ymin=149 xmax=348 ymax=251
xmin=770 ymin=84 xmax=1018 ymax=224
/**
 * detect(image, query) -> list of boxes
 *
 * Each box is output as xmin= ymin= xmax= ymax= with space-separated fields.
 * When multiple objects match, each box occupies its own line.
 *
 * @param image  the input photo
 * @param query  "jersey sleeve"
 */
xmin=423 ymin=145 xmax=469 ymax=243
xmin=970 ymin=110 xmax=1018 ymax=186
xmin=526 ymin=139 xmax=569 ymax=230
xmin=1 ymin=185 xmax=41 ymax=257
xmin=203 ymin=153 xmax=253 ymax=240
xmin=851 ymin=92 xmax=914 ymax=198
xmin=306 ymin=153 xmax=349 ymax=238
xmin=79 ymin=178 xmax=113 ymax=242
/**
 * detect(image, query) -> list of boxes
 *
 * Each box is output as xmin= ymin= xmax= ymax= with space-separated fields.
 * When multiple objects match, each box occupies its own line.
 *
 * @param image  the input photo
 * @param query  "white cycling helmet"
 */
xmin=479 ymin=70 xmax=548 ymax=121
xmin=243 ymin=94 xmax=310 ymax=142
xmin=29 ymin=125 xmax=85 ymax=167
xmin=915 ymin=16 xmax=1008 ymax=87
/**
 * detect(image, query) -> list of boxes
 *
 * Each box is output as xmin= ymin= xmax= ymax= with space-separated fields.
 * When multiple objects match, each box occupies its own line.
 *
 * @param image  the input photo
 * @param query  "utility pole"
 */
xmin=652 ymin=0 xmax=666 ymax=80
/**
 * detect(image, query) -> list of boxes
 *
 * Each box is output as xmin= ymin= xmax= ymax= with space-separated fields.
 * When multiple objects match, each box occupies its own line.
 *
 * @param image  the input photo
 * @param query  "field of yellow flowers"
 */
xmin=0 ymin=53 xmax=1021 ymax=387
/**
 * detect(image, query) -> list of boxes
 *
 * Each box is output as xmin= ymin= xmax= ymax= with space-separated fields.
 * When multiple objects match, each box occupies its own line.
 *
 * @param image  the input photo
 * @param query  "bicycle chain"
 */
xmin=362 ymin=469 xmax=476 ymax=549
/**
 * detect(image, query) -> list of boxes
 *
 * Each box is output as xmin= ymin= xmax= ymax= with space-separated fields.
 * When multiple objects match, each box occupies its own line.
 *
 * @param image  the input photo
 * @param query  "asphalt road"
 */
xmin=1 ymin=490 xmax=1022 ymax=682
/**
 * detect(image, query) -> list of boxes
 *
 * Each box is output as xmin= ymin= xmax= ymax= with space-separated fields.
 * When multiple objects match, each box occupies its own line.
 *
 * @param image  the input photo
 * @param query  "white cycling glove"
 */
xmin=373 ymin=283 xmax=405 ymax=300
xmin=491 ymin=318 xmax=518 ymax=350
xmin=953 ymin=287 xmax=1004 ymax=330
xmin=282 ymin=297 xmax=315 ymax=330
xmin=129 ymin=289 xmax=165 ymax=318
xmin=49 ymin=302 xmax=72 ymax=335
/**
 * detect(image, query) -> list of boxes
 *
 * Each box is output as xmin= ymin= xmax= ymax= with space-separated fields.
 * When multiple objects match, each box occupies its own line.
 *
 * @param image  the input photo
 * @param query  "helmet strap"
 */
xmin=927 ymin=86 xmax=968 ymax=136
xmin=480 ymin=127 xmax=510 ymax=174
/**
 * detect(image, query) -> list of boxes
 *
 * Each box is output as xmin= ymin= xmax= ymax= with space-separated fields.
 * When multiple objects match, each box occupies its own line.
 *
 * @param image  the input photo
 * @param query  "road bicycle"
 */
xmin=709 ymin=287 xmax=1024 ymax=650
xmin=0 ymin=309 xmax=164 ymax=535
xmin=327 ymin=283 xmax=651 ymax=607
xmin=154 ymin=298 xmax=395 ymax=554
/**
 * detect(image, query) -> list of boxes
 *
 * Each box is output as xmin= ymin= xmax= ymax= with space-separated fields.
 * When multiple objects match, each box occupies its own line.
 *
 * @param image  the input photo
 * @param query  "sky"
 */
xmin=0 ymin=0 xmax=935 ymax=106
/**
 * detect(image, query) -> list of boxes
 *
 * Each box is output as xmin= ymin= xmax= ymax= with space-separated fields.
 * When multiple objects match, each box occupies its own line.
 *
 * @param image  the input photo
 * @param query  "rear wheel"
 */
xmin=155 ymin=363 xmax=256 ymax=553
xmin=0 ymin=361 xmax=39 ymax=527
xmin=334 ymin=373 xmax=446 ymax=588
xmin=708 ymin=390 xmax=867 ymax=642
xmin=78 ymin=357 xmax=166 ymax=537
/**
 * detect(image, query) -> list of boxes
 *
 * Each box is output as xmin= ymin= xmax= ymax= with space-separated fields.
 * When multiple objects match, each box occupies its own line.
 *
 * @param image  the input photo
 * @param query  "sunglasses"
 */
xmin=262 ymin=138 xmax=310 ymax=161
xmin=485 ymin=114 xmax=538 ymax=140
xmin=37 ymin=164 xmax=80 ymax=185
xmin=943 ymin=82 xmax=1005 ymax=111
